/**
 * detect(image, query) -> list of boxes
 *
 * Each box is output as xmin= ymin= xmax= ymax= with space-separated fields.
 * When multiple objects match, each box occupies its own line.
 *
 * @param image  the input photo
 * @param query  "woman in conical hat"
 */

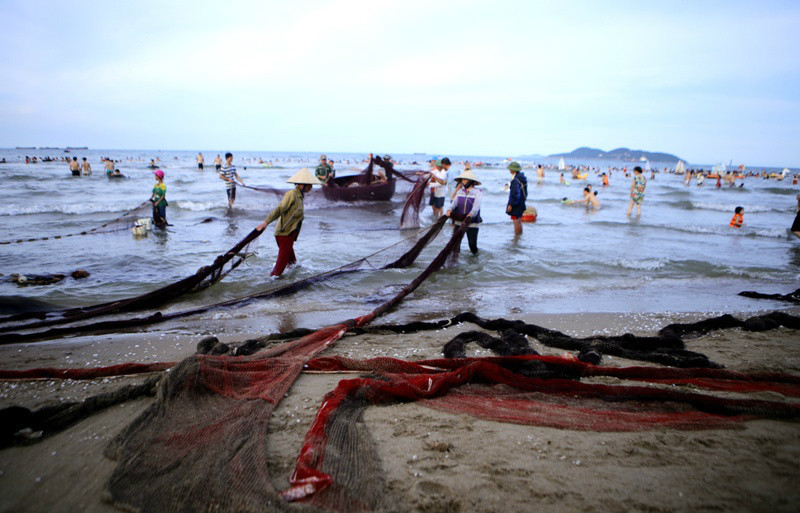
xmin=256 ymin=168 xmax=322 ymax=277
xmin=445 ymin=168 xmax=483 ymax=255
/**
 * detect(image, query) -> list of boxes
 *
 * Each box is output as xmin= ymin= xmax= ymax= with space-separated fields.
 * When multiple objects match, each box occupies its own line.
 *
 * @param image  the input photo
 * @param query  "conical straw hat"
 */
xmin=454 ymin=169 xmax=481 ymax=185
xmin=287 ymin=168 xmax=322 ymax=185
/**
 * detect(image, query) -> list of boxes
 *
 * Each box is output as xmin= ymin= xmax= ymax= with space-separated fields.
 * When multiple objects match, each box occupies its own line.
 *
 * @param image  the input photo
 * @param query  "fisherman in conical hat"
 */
xmin=256 ymin=168 xmax=322 ymax=277
xmin=445 ymin=168 xmax=483 ymax=255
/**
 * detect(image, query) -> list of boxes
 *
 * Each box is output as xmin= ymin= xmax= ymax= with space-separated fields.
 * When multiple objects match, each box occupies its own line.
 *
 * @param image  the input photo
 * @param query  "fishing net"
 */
xmin=0 ymin=227 xmax=265 ymax=334
xmin=3 ymin=214 xmax=800 ymax=511
xmin=286 ymin=350 xmax=800 ymax=504
xmin=0 ymin=219 xmax=449 ymax=344
xmin=400 ymin=175 xmax=431 ymax=229
xmin=97 ymin=223 xmax=468 ymax=512
xmin=739 ymin=287 xmax=800 ymax=304
xmin=0 ymin=201 xmax=153 ymax=246
xmin=1 ymin=307 xmax=799 ymax=510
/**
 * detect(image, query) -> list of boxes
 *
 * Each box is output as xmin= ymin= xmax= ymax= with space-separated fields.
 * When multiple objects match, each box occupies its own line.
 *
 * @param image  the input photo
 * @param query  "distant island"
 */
xmin=548 ymin=146 xmax=683 ymax=163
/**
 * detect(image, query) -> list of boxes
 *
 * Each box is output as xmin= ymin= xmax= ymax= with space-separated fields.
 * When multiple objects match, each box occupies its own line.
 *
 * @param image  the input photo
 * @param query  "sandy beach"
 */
xmin=1 ymin=307 xmax=799 ymax=513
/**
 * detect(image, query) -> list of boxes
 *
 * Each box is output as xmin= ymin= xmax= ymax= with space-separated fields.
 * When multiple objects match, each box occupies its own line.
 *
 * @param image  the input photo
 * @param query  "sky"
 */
xmin=1 ymin=0 xmax=798 ymax=167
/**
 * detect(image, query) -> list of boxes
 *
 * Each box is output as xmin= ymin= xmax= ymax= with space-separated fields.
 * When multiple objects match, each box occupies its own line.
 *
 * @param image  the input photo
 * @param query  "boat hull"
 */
xmin=321 ymin=177 xmax=396 ymax=201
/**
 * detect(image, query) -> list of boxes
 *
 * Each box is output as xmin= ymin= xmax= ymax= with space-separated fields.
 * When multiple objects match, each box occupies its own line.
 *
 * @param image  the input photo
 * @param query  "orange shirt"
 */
xmin=730 ymin=213 xmax=743 ymax=228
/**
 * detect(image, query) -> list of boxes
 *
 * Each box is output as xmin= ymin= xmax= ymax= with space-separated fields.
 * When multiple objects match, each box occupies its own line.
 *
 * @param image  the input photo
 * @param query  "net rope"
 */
xmin=0 ymin=201 xmax=152 ymax=246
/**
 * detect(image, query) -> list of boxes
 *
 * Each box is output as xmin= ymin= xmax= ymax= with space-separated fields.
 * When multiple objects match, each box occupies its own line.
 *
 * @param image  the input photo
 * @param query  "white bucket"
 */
xmin=136 ymin=217 xmax=153 ymax=229
xmin=131 ymin=224 xmax=148 ymax=237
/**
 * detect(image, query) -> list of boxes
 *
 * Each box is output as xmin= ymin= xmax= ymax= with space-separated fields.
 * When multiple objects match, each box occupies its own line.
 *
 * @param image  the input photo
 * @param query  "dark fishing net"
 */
xmin=400 ymin=175 xmax=431 ymax=229
xmin=738 ymin=287 xmax=800 ymax=304
xmin=1 ymin=373 xmax=162 ymax=449
xmin=0 ymin=228 xmax=265 ymax=334
xmin=0 ymin=220 xmax=448 ymax=344
xmin=0 ymin=201 xmax=152 ymax=246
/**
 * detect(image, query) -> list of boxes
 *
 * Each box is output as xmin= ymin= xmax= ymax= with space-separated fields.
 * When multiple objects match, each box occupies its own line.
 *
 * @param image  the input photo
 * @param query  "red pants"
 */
xmin=271 ymin=231 xmax=299 ymax=276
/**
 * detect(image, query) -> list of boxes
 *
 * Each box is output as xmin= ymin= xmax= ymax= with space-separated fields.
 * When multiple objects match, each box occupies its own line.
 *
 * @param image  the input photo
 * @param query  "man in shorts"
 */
xmin=428 ymin=159 xmax=447 ymax=218
xmin=219 ymin=152 xmax=246 ymax=209
xmin=197 ymin=152 xmax=205 ymax=170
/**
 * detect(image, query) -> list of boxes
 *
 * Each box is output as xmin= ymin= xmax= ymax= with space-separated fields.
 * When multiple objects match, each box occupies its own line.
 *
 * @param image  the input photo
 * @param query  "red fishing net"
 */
xmin=2 ymin=223 xmax=799 ymax=512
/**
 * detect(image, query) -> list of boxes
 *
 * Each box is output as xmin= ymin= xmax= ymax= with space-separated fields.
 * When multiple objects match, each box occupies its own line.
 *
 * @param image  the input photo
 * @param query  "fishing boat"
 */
xmin=321 ymin=156 xmax=399 ymax=202
xmin=322 ymin=174 xmax=396 ymax=201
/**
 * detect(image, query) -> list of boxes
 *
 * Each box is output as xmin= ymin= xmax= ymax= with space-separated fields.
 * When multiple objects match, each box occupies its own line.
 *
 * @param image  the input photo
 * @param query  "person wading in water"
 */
xmin=506 ymin=161 xmax=528 ymax=236
xmin=256 ymin=168 xmax=322 ymax=277
xmin=445 ymin=168 xmax=483 ymax=255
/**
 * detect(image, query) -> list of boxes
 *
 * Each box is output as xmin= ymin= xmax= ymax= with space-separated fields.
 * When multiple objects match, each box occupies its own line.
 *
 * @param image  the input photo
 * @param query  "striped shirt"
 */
xmin=220 ymin=165 xmax=237 ymax=190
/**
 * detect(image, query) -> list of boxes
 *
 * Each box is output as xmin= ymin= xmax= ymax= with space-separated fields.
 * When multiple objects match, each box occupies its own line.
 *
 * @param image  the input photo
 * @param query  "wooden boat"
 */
xmin=322 ymin=174 xmax=396 ymax=201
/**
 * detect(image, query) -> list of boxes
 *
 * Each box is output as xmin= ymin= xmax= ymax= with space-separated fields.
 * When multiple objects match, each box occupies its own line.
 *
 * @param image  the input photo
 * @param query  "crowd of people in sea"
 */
xmin=5 ymin=151 xmax=800 ymax=278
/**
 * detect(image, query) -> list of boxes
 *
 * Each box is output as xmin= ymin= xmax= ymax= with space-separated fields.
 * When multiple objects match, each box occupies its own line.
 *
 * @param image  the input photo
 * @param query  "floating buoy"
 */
xmin=521 ymin=207 xmax=537 ymax=223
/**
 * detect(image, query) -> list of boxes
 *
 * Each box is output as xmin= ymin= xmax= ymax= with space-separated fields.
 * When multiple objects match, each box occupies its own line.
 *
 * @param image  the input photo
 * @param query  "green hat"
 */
xmin=434 ymin=159 xmax=442 ymax=167
xmin=507 ymin=161 xmax=522 ymax=172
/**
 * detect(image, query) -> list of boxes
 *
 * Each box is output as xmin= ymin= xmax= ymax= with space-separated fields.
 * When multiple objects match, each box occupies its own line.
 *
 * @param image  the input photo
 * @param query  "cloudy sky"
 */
xmin=1 ymin=0 xmax=798 ymax=166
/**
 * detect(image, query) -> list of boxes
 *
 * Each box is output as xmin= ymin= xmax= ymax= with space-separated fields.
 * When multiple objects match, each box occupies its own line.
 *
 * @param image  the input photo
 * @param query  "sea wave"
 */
xmin=0 ymin=202 xmax=143 ymax=216
xmin=173 ymin=200 xmax=225 ymax=212
xmin=762 ymin=187 xmax=798 ymax=196
xmin=689 ymin=201 xmax=783 ymax=213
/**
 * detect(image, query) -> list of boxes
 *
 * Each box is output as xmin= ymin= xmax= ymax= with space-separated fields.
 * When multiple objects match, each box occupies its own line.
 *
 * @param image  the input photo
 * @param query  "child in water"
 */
xmin=729 ymin=206 xmax=744 ymax=228
xmin=150 ymin=169 xmax=167 ymax=226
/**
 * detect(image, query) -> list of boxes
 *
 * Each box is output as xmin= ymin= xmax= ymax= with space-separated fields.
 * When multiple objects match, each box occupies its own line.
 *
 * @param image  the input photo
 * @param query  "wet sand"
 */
xmin=1 ymin=308 xmax=799 ymax=512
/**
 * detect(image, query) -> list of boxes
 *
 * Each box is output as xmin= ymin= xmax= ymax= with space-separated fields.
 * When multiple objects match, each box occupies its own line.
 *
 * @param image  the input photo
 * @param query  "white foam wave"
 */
xmin=173 ymin=200 xmax=223 ymax=211
xmin=612 ymin=258 xmax=667 ymax=271
xmin=690 ymin=202 xmax=782 ymax=213
xmin=0 ymin=202 xmax=142 ymax=216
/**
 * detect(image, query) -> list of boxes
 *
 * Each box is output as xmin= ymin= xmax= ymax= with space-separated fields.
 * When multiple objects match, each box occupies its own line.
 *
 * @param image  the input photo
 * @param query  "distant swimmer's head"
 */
xmin=73 ymin=157 xmax=77 ymax=161
xmin=507 ymin=161 xmax=521 ymax=173
xmin=735 ymin=206 xmax=744 ymax=214
xmin=634 ymin=166 xmax=643 ymax=174
xmin=594 ymin=191 xmax=598 ymax=196
xmin=153 ymin=169 xmax=164 ymax=180
xmin=82 ymin=157 xmax=87 ymax=161
xmin=583 ymin=187 xmax=590 ymax=193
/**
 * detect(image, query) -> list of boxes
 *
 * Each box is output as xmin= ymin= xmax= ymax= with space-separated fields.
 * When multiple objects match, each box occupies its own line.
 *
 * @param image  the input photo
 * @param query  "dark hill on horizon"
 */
xmin=548 ymin=146 xmax=682 ymax=163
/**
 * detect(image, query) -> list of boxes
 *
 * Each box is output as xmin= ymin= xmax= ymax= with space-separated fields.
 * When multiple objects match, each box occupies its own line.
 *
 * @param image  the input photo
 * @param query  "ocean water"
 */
xmin=1 ymin=149 xmax=798 ymax=329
